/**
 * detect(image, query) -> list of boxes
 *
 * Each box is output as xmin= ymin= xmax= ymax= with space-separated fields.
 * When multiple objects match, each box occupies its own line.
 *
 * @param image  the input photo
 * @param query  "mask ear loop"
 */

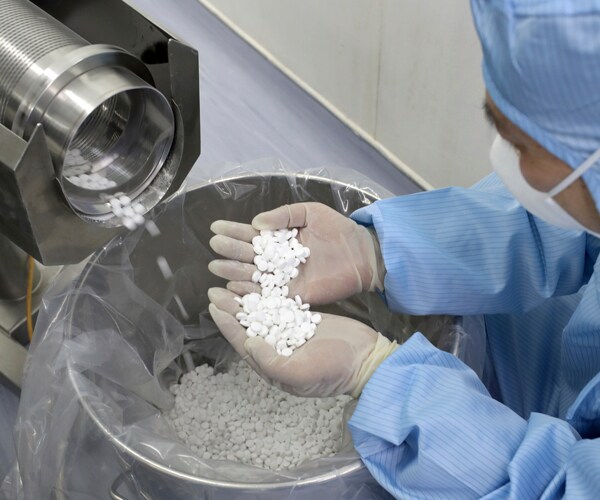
xmin=548 ymin=147 xmax=600 ymax=197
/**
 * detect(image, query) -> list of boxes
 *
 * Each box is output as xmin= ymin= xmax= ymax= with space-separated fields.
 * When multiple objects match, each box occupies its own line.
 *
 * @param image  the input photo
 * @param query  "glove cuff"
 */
xmin=350 ymin=334 xmax=398 ymax=398
xmin=355 ymin=225 xmax=385 ymax=293
xmin=367 ymin=227 xmax=386 ymax=293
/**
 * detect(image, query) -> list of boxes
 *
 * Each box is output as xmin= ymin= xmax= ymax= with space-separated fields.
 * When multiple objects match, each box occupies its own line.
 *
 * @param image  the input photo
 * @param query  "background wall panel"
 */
xmin=203 ymin=0 xmax=495 ymax=188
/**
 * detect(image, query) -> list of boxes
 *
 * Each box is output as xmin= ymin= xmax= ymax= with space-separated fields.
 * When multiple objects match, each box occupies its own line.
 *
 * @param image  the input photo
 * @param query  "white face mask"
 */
xmin=490 ymin=134 xmax=600 ymax=237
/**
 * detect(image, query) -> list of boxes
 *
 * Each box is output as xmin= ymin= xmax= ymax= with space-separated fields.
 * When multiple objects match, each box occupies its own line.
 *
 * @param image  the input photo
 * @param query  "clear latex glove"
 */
xmin=208 ymin=287 xmax=397 ymax=398
xmin=208 ymin=202 xmax=385 ymax=305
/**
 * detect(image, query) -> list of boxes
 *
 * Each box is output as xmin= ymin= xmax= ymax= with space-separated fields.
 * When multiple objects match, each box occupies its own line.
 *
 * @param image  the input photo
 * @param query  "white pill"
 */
xmin=281 ymin=286 xmax=289 ymax=297
xmin=122 ymin=206 xmax=135 ymax=218
xmin=265 ymin=297 xmax=278 ymax=309
xmin=294 ymin=295 xmax=302 ymax=306
xmin=294 ymin=310 xmax=305 ymax=325
xmin=145 ymin=220 xmax=161 ymax=237
xmin=263 ymin=245 xmax=275 ymax=260
xmin=300 ymin=322 xmax=311 ymax=333
xmin=290 ymin=268 xmax=299 ymax=279
xmin=281 ymin=309 xmax=295 ymax=324
xmin=110 ymin=198 xmax=121 ymax=208
xmin=156 ymin=256 xmax=173 ymax=279
xmin=281 ymin=348 xmax=293 ymax=357
xmin=265 ymin=335 xmax=277 ymax=346
xmin=271 ymin=310 xmax=280 ymax=324
xmin=133 ymin=203 xmax=145 ymax=214
xmin=173 ymin=293 xmax=190 ymax=320
xmin=253 ymin=245 xmax=263 ymax=255
xmin=119 ymin=195 xmax=131 ymax=206
xmin=235 ymin=312 xmax=248 ymax=320
xmin=252 ymin=271 xmax=261 ymax=283
xmin=133 ymin=214 xmax=145 ymax=226
xmin=112 ymin=206 xmax=123 ymax=217
xmin=255 ymin=258 xmax=268 ymax=272
xmin=311 ymin=313 xmax=322 ymax=325
xmin=123 ymin=218 xmax=137 ymax=231
xmin=255 ymin=310 xmax=267 ymax=322
xmin=234 ymin=296 xmax=243 ymax=305
xmin=250 ymin=322 xmax=262 ymax=333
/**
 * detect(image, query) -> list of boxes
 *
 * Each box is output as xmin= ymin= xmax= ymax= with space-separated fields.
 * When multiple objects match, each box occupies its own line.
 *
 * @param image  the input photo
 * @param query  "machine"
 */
xmin=0 ymin=0 xmax=201 ymax=386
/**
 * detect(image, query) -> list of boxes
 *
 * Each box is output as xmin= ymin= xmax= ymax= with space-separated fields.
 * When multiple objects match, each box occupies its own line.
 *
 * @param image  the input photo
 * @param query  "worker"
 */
xmin=207 ymin=1 xmax=600 ymax=497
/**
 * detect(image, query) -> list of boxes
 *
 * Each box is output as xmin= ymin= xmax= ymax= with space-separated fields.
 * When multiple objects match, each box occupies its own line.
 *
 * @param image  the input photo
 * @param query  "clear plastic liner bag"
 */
xmin=1 ymin=159 xmax=486 ymax=499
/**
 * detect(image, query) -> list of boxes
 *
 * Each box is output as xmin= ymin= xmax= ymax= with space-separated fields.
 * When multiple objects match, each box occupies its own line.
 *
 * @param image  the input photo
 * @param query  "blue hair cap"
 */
xmin=471 ymin=0 xmax=600 ymax=210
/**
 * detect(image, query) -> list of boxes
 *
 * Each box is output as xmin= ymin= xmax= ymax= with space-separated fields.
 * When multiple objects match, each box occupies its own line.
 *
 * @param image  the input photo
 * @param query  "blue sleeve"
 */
xmin=349 ymin=334 xmax=600 ymax=499
xmin=352 ymin=174 xmax=590 ymax=315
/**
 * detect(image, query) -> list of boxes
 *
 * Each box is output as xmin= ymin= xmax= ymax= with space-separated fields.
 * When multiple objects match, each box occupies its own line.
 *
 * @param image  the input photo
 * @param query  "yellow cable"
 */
xmin=26 ymin=255 xmax=34 ymax=341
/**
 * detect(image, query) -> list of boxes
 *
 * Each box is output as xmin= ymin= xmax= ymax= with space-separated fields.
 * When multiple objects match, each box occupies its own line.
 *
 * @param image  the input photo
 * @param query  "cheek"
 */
xmin=520 ymin=154 xmax=567 ymax=192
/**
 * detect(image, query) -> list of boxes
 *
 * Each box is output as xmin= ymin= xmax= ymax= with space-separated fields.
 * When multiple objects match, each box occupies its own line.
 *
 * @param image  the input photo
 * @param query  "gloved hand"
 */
xmin=208 ymin=202 xmax=385 ymax=305
xmin=208 ymin=287 xmax=398 ymax=398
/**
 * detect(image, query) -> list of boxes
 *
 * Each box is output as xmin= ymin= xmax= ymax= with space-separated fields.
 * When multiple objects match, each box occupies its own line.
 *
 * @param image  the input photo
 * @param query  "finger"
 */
xmin=227 ymin=280 xmax=261 ymax=296
xmin=208 ymin=260 xmax=256 ymax=281
xmin=209 ymin=235 xmax=255 ymax=263
xmin=252 ymin=204 xmax=308 ymax=230
xmin=210 ymin=220 xmax=258 ymax=242
xmin=207 ymin=287 xmax=242 ymax=315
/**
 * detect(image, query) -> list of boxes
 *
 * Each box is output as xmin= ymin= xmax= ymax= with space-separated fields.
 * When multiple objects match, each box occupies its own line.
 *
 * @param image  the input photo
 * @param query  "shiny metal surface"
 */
xmin=0 ymin=259 xmax=63 ymax=346
xmin=0 ymin=0 xmax=200 ymax=264
xmin=0 ymin=234 xmax=39 ymax=301
xmin=0 ymin=0 xmax=175 ymax=217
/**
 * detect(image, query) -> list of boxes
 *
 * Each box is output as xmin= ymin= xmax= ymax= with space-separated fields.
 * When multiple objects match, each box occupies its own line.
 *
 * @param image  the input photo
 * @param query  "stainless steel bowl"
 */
xmin=64 ymin=173 xmax=453 ymax=499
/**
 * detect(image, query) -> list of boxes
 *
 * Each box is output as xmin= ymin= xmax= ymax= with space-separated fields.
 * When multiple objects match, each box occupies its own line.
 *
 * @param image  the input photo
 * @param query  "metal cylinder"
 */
xmin=0 ymin=0 xmax=175 ymax=219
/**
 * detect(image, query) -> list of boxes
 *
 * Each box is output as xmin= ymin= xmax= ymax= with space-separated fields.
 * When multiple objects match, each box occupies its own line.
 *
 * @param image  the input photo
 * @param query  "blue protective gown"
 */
xmin=349 ymin=174 xmax=600 ymax=499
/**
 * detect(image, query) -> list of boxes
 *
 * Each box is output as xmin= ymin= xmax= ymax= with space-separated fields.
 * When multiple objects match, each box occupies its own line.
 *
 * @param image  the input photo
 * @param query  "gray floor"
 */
xmin=137 ymin=0 xmax=421 ymax=195
xmin=0 ymin=0 xmax=421 ymax=487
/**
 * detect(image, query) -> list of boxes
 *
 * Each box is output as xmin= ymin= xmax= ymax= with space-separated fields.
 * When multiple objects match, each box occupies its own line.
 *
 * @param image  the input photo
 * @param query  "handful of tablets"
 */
xmin=235 ymin=229 xmax=321 ymax=356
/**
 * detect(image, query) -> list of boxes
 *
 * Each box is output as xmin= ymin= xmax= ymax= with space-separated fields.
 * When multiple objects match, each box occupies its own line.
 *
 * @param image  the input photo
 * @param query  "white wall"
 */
xmin=201 ymin=0 xmax=495 ymax=188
